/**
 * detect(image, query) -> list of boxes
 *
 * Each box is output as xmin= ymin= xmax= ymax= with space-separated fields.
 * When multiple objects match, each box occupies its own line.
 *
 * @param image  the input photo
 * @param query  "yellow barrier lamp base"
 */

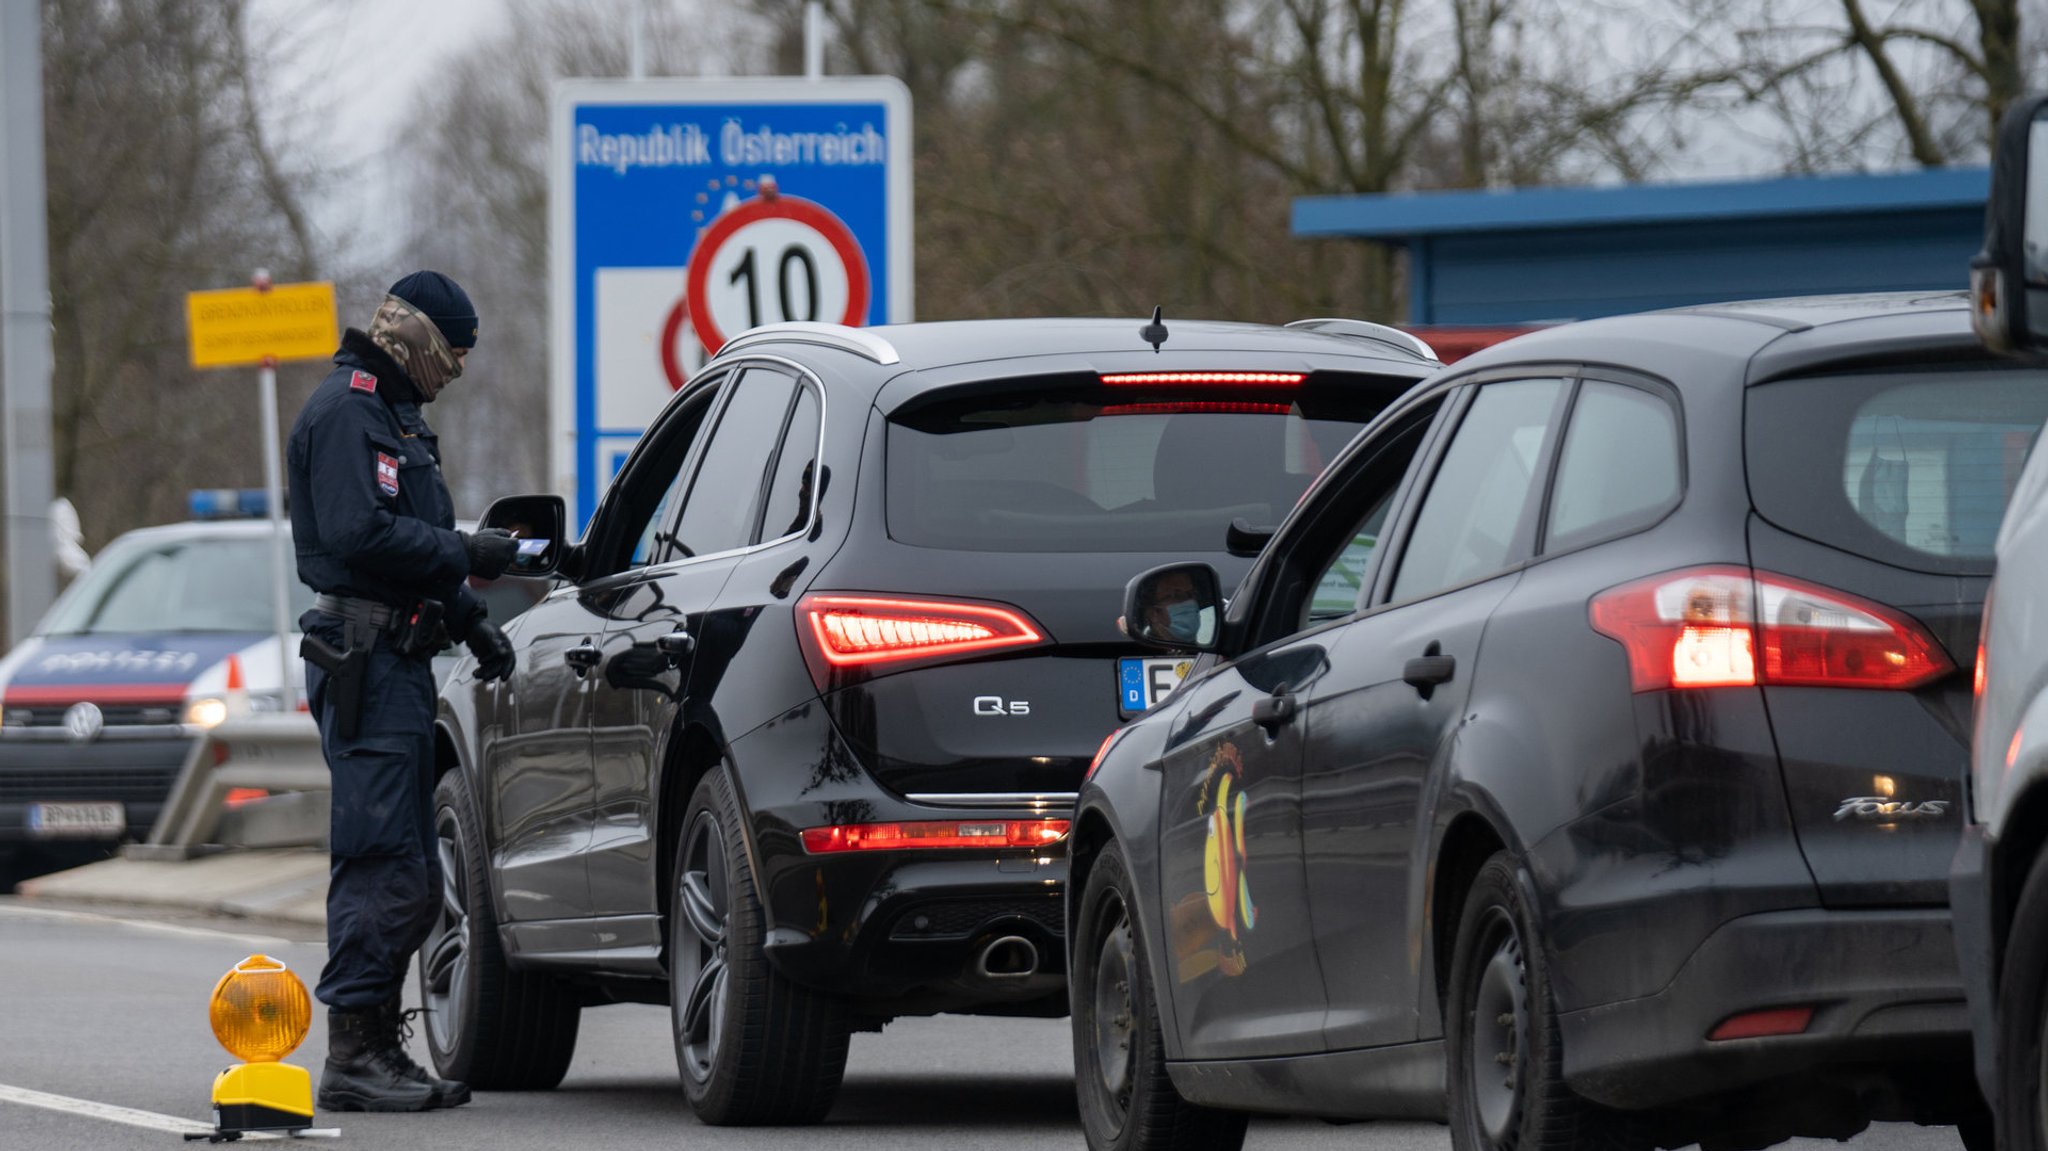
xmin=212 ymin=1061 xmax=313 ymax=1133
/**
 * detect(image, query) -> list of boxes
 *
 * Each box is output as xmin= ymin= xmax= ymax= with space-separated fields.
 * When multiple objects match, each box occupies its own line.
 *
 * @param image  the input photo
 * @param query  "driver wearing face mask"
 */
xmin=1143 ymin=569 xmax=1206 ymax=645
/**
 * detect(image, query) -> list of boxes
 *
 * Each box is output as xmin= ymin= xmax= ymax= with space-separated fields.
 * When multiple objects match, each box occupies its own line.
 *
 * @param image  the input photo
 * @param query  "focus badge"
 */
xmin=375 ymin=452 xmax=400 ymax=497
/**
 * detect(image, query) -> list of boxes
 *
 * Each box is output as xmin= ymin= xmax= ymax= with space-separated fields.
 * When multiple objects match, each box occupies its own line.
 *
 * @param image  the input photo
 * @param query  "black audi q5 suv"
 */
xmin=1070 ymin=293 xmax=2041 ymax=1151
xmin=421 ymin=317 xmax=1437 ymax=1123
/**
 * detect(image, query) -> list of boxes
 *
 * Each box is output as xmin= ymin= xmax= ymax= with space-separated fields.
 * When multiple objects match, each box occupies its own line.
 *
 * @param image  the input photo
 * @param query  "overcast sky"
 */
xmin=250 ymin=0 xmax=512 ymax=265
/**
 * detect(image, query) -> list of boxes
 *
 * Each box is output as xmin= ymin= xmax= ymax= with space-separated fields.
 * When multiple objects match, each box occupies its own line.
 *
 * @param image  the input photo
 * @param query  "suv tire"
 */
xmin=672 ymin=767 xmax=849 ymax=1125
xmin=1447 ymin=852 xmax=1635 ymax=1151
xmin=419 ymin=769 xmax=582 ymax=1089
xmin=1072 ymin=839 xmax=1248 ymax=1151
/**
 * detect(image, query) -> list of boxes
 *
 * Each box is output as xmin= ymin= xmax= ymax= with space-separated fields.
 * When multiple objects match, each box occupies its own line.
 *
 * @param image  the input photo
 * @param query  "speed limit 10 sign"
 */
xmin=552 ymin=76 xmax=912 ymax=527
xmin=686 ymin=183 xmax=871 ymax=352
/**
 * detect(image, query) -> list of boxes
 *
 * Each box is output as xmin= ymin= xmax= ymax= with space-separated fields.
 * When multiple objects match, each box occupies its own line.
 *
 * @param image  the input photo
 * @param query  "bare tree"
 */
xmin=38 ymin=0 xmax=325 ymax=551
xmin=1693 ymin=0 xmax=2028 ymax=170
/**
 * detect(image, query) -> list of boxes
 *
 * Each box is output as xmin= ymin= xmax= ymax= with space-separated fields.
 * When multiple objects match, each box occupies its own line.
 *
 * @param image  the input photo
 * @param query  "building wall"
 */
xmin=1411 ymin=208 xmax=1985 ymax=324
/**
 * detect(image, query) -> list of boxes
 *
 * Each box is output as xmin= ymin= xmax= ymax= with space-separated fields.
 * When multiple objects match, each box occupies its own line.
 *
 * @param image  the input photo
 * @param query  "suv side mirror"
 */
xmin=480 ymin=494 xmax=567 ymax=577
xmin=1122 ymin=562 xmax=1223 ymax=653
xmin=1972 ymin=93 xmax=2048 ymax=353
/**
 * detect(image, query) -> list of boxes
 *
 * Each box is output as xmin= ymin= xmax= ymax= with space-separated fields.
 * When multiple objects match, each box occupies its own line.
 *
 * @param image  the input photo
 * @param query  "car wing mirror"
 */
xmin=480 ymin=494 xmax=567 ymax=577
xmin=1972 ymin=92 xmax=2048 ymax=353
xmin=1226 ymin=517 xmax=1275 ymax=558
xmin=1122 ymin=562 xmax=1223 ymax=653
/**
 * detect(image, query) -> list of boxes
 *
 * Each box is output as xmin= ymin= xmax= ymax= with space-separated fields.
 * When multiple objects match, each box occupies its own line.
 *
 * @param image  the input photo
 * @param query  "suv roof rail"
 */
xmin=714 ymin=322 xmax=902 ymax=366
xmin=1285 ymin=318 xmax=1440 ymax=363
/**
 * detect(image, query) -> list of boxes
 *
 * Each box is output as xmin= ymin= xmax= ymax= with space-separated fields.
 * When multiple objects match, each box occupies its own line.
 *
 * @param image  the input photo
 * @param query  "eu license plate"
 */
xmin=26 ymin=801 xmax=126 ymax=839
xmin=1118 ymin=657 xmax=1191 ymax=715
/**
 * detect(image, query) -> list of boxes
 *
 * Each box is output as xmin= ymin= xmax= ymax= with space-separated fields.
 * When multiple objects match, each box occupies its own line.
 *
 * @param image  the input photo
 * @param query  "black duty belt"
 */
xmin=312 ymin=593 xmax=402 ymax=632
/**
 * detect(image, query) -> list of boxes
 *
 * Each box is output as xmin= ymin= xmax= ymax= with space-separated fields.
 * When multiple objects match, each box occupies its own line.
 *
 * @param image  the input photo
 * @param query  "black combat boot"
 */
xmin=316 ymin=1008 xmax=441 ymax=1113
xmin=377 ymin=1000 xmax=472 ymax=1108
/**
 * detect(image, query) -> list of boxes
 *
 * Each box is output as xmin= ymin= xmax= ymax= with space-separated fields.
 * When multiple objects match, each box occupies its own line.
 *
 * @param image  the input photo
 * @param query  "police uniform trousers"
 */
xmin=301 ymin=610 xmax=442 ymax=1010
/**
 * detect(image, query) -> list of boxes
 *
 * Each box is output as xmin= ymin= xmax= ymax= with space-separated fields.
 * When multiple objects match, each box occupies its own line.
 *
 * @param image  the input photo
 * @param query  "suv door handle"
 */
xmin=1403 ymin=652 xmax=1456 ymax=697
xmin=1251 ymin=693 xmax=1297 ymax=732
xmin=656 ymin=629 xmax=695 ymax=663
xmin=564 ymin=641 xmax=602 ymax=674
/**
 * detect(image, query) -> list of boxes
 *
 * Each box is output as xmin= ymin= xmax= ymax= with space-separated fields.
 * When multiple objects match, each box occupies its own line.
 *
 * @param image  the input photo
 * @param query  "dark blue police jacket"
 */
xmin=287 ymin=329 xmax=482 ymax=637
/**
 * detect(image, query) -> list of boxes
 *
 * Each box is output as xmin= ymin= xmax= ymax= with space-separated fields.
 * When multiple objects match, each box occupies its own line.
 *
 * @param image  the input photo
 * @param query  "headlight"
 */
xmin=185 ymin=697 xmax=229 ymax=727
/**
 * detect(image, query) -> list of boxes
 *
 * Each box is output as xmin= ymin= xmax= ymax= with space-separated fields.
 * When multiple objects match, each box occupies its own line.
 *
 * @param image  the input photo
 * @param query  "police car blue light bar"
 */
xmin=188 ymin=489 xmax=271 ymax=519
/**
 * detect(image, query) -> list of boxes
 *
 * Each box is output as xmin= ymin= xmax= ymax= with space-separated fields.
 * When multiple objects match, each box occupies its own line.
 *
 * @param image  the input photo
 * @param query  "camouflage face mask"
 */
xmin=367 ymin=294 xmax=463 ymax=402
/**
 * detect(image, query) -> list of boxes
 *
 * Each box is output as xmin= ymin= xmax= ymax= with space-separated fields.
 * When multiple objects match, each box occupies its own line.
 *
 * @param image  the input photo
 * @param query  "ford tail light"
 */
xmin=1589 ymin=566 xmax=1951 ymax=692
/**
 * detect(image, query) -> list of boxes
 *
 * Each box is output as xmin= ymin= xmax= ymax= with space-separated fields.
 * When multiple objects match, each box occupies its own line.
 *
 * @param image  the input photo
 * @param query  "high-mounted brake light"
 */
xmin=1099 ymin=401 xmax=1294 ymax=416
xmin=798 ymin=594 xmax=1045 ymax=668
xmin=1098 ymin=372 xmax=1305 ymax=387
xmin=801 ymin=819 xmax=1071 ymax=853
xmin=1589 ymin=566 xmax=1951 ymax=693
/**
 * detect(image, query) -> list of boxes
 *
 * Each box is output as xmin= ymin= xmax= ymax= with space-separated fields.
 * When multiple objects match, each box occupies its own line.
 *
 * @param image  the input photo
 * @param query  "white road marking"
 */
xmin=0 ymin=1081 xmax=213 ymax=1135
xmin=0 ymin=903 xmax=302 ymax=948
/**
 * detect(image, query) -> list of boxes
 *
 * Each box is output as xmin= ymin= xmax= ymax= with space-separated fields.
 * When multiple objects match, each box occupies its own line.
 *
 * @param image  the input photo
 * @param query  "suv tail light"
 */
xmin=801 ymin=819 xmax=1070 ymax=853
xmin=795 ymin=593 xmax=1048 ymax=691
xmin=1589 ymin=566 xmax=1951 ymax=692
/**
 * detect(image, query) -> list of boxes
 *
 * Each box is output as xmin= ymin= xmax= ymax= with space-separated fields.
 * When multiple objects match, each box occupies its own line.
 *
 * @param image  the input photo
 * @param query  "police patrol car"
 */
xmin=0 ymin=496 xmax=312 ymax=874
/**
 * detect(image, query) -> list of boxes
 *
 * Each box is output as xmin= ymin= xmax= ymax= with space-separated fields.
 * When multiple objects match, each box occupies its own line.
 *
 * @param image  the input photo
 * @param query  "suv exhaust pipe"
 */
xmin=976 ymin=935 xmax=1039 ymax=979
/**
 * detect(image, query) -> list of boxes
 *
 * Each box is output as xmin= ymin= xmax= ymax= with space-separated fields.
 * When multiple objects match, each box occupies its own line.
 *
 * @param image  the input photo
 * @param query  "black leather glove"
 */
xmin=465 ymin=618 xmax=517 ymax=683
xmin=462 ymin=528 xmax=519 ymax=580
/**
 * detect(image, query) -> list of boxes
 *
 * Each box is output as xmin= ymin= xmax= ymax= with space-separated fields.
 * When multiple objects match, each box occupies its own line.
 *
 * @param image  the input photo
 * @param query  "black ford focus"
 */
xmin=421 ymin=317 xmax=1436 ymax=1123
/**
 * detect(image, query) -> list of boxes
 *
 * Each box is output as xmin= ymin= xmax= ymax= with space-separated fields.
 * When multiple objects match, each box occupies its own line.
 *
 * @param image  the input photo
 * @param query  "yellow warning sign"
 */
xmin=186 ymin=282 xmax=338 ymax=369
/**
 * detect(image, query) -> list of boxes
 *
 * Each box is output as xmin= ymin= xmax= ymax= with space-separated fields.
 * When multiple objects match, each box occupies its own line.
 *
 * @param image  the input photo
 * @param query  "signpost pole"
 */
xmin=250 ymin=270 xmax=295 ymax=713
xmin=258 ymin=354 xmax=294 ymax=713
xmin=804 ymin=2 xmax=824 ymax=80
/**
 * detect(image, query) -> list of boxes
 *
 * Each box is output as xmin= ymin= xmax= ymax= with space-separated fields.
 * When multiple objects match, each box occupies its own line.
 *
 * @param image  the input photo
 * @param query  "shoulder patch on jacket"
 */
xmin=349 ymin=370 xmax=378 ymax=394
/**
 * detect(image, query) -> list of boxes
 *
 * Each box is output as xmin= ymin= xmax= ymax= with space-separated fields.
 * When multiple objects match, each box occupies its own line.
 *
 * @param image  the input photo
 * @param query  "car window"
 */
xmin=756 ymin=384 xmax=822 ymax=544
xmin=1545 ymin=380 xmax=1681 ymax=552
xmin=1307 ymin=488 xmax=1396 ymax=623
xmin=1389 ymin=379 xmax=1563 ymax=603
xmin=673 ymin=368 xmax=798 ymax=558
xmin=40 ymin=534 xmax=316 ymax=635
xmin=602 ymin=378 xmax=721 ymax=576
xmin=1746 ymin=366 xmax=2048 ymax=574
xmin=887 ymin=379 xmax=1401 ymax=553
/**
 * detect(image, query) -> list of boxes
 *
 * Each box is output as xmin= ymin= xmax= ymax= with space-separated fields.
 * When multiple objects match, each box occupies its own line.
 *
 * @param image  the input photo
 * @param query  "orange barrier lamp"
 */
xmin=185 ymin=954 xmax=336 ymax=1142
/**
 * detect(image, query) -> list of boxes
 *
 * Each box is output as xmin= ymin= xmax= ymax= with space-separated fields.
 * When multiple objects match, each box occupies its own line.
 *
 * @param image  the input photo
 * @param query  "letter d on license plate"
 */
xmin=27 ymin=802 xmax=126 ymax=839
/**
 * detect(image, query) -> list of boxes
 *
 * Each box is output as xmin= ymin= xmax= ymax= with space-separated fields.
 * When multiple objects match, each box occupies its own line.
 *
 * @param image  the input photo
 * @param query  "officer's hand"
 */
xmin=466 ymin=619 xmax=517 ymax=683
xmin=462 ymin=528 xmax=519 ymax=580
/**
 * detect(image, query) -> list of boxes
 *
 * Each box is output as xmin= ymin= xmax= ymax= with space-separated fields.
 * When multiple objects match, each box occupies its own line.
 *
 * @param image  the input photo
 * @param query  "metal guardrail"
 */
xmin=124 ymin=714 xmax=328 ymax=861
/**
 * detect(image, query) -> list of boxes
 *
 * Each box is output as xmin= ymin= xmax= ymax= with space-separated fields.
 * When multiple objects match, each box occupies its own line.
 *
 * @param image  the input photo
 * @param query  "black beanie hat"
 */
xmin=388 ymin=270 xmax=479 ymax=349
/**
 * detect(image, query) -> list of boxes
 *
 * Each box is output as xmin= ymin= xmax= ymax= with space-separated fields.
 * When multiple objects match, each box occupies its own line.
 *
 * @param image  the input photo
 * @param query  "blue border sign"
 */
xmin=550 ymin=78 xmax=913 ymax=526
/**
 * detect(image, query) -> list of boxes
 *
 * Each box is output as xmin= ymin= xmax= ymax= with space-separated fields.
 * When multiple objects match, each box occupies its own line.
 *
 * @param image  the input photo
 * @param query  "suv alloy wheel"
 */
xmin=671 ymin=768 xmax=850 ymax=1124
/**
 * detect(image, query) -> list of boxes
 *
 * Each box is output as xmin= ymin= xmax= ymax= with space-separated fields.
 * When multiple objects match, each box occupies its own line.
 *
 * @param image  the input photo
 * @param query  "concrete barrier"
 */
xmin=124 ymin=714 xmax=328 ymax=861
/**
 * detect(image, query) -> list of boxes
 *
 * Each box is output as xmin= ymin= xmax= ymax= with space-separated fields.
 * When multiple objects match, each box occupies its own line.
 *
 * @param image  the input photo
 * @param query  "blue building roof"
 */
xmin=1291 ymin=169 xmax=1989 ymax=324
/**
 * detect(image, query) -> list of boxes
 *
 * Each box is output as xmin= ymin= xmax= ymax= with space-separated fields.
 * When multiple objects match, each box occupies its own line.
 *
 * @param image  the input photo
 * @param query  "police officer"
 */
xmin=286 ymin=271 xmax=520 ymax=1113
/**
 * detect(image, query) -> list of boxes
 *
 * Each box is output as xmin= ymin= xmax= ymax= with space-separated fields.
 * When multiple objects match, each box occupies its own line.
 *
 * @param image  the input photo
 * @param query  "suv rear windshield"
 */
xmin=40 ymin=534 xmax=317 ymax=636
xmin=887 ymin=380 xmax=1399 ymax=552
xmin=1746 ymin=366 xmax=2048 ymax=573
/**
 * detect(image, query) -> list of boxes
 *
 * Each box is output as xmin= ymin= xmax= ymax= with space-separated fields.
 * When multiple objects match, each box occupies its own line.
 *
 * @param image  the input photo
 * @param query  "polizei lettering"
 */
xmin=578 ymin=123 xmax=714 ymax=176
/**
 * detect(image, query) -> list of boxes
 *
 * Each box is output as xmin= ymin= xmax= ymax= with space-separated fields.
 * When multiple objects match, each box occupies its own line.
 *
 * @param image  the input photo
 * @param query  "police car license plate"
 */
xmin=27 ymin=802 xmax=125 ymax=839
xmin=1118 ymin=657 xmax=1190 ymax=715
